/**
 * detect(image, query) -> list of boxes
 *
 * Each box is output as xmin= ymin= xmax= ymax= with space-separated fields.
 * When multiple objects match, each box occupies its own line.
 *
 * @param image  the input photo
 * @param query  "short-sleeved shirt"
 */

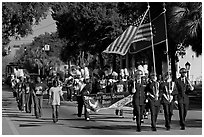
xmin=34 ymin=82 xmax=48 ymax=96
xmin=114 ymin=81 xmax=126 ymax=93
xmin=49 ymin=86 xmax=63 ymax=105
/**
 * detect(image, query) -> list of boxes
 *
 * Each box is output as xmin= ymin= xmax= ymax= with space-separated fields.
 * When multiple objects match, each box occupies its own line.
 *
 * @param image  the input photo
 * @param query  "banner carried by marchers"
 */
xmin=83 ymin=92 xmax=132 ymax=112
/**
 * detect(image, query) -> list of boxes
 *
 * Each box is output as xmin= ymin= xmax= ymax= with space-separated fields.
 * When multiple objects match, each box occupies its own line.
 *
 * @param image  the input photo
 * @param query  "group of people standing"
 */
xmin=10 ymin=74 xmax=64 ymax=123
xmin=8 ymin=64 xmax=194 ymax=131
xmin=129 ymin=68 xmax=194 ymax=132
xmin=63 ymin=64 xmax=195 ymax=132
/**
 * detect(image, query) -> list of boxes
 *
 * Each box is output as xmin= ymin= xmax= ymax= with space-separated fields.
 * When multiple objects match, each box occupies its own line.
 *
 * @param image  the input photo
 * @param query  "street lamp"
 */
xmin=42 ymin=45 xmax=50 ymax=77
xmin=185 ymin=62 xmax=191 ymax=79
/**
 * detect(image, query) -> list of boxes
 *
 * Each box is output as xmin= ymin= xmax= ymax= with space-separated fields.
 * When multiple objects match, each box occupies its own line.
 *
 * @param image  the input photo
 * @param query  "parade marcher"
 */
xmin=160 ymin=72 xmax=178 ymax=130
xmin=33 ymin=76 xmax=48 ymax=118
xmin=56 ymin=75 xmax=63 ymax=89
xmin=158 ymin=74 xmax=165 ymax=113
xmin=98 ymin=74 xmax=107 ymax=94
xmin=113 ymin=74 xmax=127 ymax=118
xmin=47 ymin=76 xmax=54 ymax=96
xmin=65 ymin=75 xmax=74 ymax=101
xmin=146 ymin=73 xmax=161 ymax=131
xmin=130 ymin=70 xmax=146 ymax=132
xmin=77 ymin=78 xmax=92 ymax=121
xmin=11 ymin=74 xmax=17 ymax=97
xmin=175 ymin=68 xmax=194 ymax=130
xmin=16 ymin=76 xmax=26 ymax=111
xmin=143 ymin=72 xmax=150 ymax=119
xmin=24 ymin=76 xmax=33 ymax=113
xmin=49 ymin=80 xmax=65 ymax=123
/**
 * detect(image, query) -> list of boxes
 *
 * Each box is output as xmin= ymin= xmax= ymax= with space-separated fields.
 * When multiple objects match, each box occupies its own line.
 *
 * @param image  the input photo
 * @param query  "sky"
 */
xmin=9 ymin=11 xmax=57 ymax=46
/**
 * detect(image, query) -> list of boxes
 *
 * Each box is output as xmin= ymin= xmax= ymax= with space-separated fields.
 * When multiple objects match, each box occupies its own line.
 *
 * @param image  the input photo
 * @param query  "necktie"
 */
xmin=182 ymin=78 xmax=185 ymax=84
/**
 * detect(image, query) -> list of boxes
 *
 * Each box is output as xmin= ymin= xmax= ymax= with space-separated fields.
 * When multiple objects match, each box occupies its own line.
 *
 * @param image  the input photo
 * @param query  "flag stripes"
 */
xmin=103 ymin=8 xmax=152 ymax=56
xmin=104 ymin=26 xmax=137 ymax=55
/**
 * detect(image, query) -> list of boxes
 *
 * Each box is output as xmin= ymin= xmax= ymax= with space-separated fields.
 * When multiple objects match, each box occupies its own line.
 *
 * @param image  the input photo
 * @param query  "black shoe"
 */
xmin=166 ymin=127 xmax=170 ymax=131
xmin=137 ymin=128 xmax=141 ymax=132
xmin=180 ymin=126 xmax=185 ymax=130
xmin=152 ymin=127 xmax=157 ymax=131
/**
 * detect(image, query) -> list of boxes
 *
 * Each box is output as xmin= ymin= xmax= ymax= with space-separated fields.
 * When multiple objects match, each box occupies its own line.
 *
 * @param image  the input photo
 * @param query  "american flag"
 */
xmin=103 ymin=9 xmax=152 ymax=56
xmin=131 ymin=11 xmax=153 ymax=43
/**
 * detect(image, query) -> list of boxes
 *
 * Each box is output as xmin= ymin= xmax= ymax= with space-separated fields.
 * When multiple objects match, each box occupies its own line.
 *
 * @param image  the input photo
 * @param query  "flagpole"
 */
xmin=163 ymin=3 xmax=170 ymax=75
xmin=148 ymin=3 xmax=156 ymax=75
xmin=127 ymin=5 xmax=150 ymax=55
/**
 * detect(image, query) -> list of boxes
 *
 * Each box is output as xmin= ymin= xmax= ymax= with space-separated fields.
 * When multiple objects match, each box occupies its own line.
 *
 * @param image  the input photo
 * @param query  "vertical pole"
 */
xmin=148 ymin=3 xmax=156 ymax=74
xmin=125 ymin=54 xmax=128 ymax=69
xmin=163 ymin=3 xmax=170 ymax=74
xmin=120 ymin=55 xmax=123 ymax=69
xmin=132 ymin=54 xmax=135 ymax=69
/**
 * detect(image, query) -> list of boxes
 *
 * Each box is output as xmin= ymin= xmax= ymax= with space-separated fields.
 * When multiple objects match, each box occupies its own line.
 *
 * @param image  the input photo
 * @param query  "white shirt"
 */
xmin=49 ymin=86 xmax=63 ymax=105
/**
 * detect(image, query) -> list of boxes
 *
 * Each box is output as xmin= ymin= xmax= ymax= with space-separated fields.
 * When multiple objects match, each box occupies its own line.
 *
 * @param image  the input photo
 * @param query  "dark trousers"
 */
xmin=25 ymin=93 xmax=32 ymax=113
xmin=17 ymin=92 xmax=25 ymax=111
xmin=163 ymin=102 xmax=174 ymax=128
xmin=133 ymin=104 xmax=144 ymax=130
xmin=52 ymin=105 xmax=59 ymax=122
xmin=178 ymin=102 xmax=189 ymax=128
xmin=67 ymin=87 xmax=73 ymax=101
xmin=77 ymin=95 xmax=89 ymax=119
xmin=149 ymin=102 xmax=160 ymax=128
xmin=34 ymin=95 xmax=43 ymax=118
xmin=144 ymin=101 xmax=150 ymax=115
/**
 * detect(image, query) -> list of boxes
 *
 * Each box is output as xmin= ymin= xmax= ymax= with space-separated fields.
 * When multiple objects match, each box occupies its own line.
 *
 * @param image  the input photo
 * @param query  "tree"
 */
xmin=2 ymin=2 xmax=50 ymax=47
xmin=167 ymin=2 xmax=202 ymax=56
xmin=13 ymin=32 xmax=65 ymax=74
xmin=50 ymin=2 xmax=147 ymax=67
xmin=165 ymin=2 xmax=202 ymax=79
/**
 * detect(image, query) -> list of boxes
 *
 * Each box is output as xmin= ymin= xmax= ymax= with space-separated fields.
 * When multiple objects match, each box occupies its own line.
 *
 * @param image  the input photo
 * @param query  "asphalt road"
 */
xmin=2 ymin=84 xmax=202 ymax=135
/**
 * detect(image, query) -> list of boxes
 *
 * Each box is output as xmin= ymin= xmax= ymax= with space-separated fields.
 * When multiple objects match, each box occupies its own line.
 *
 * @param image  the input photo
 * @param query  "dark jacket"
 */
xmin=146 ymin=80 xmax=161 ymax=106
xmin=113 ymin=80 xmax=127 ymax=93
xmin=129 ymin=80 xmax=146 ymax=106
xmin=175 ymin=77 xmax=193 ymax=104
xmin=160 ymin=81 xmax=178 ymax=104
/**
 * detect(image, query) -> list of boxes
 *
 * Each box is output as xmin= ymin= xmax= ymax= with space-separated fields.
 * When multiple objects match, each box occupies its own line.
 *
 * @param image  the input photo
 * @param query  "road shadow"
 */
xmin=69 ymin=124 xmax=167 ymax=132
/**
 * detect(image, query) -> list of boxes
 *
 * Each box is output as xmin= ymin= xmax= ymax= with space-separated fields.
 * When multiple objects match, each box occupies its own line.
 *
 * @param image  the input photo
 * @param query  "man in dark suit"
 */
xmin=130 ymin=70 xmax=146 ymax=132
xmin=175 ymin=68 xmax=194 ymax=130
xmin=146 ymin=73 xmax=161 ymax=131
xmin=160 ymin=72 xmax=178 ymax=130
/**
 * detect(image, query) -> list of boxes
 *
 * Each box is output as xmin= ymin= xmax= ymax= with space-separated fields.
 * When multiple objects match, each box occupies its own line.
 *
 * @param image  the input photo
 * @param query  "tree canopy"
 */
xmin=50 ymin=2 xmax=147 ymax=62
xmin=166 ymin=2 xmax=202 ymax=56
xmin=2 ymin=2 xmax=50 ymax=46
xmin=13 ymin=32 xmax=65 ymax=73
